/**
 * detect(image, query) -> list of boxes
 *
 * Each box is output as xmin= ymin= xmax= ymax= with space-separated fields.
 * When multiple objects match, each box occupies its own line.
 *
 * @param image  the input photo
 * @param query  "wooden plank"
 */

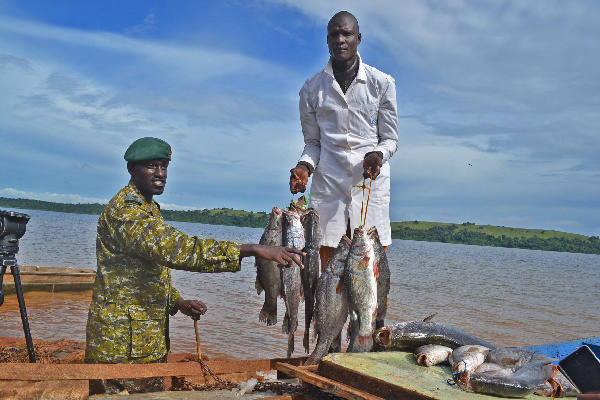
xmin=0 ymin=380 xmax=88 ymax=400
xmin=276 ymin=362 xmax=385 ymax=400
xmin=0 ymin=359 xmax=279 ymax=380
xmin=318 ymin=359 xmax=438 ymax=400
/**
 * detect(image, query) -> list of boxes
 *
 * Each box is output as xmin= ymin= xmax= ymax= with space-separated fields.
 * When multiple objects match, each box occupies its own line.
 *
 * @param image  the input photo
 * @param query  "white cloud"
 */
xmin=0 ymin=188 xmax=108 ymax=205
xmin=2 ymin=1 xmax=600 ymax=235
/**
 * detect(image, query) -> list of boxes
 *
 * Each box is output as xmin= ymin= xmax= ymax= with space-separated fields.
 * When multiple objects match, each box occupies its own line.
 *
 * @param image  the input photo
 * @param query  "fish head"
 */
xmin=373 ymin=326 xmax=391 ymax=349
xmin=267 ymin=207 xmax=283 ymax=227
xmin=367 ymin=226 xmax=379 ymax=240
xmin=349 ymin=227 xmax=374 ymax=257
xmin=543 ymin=364 xmax=558 ymax=380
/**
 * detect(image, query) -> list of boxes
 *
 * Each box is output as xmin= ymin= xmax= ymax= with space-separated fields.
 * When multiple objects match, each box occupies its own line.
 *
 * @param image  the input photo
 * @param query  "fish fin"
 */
xmin=357 ymin=257 xmax=371 ymax=270
xmin=255 ymin=277 xmax=264 ymax=295
xmin=282 ymin=313 xmax=290 ymax=334
xmin=423 ymin=313 xmax=437 ymax=322
xmin=336 ymin=277 xmax=345 ymax=294
xmin=303 ymin=331 xmax=310 ymax=354
xmin=373 ymin=261 xmax=379 ymax=279
xmin=287 ymin=332 xmax=295 ymax=358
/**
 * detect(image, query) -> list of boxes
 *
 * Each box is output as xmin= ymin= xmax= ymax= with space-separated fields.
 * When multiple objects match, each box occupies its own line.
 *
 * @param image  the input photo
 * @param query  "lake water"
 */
xmin=1 ymin=209 xmax=599 ymax=360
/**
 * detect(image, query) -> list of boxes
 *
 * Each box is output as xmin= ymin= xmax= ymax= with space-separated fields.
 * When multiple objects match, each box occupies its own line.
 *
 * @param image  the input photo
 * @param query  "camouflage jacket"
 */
xmin=85 ymin=182 xmax=242 ymax=364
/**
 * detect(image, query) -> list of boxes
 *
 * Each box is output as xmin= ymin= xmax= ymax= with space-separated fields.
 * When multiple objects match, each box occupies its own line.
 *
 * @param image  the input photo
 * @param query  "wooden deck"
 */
xmin=277 ymin=351 xmax=547 ymax=400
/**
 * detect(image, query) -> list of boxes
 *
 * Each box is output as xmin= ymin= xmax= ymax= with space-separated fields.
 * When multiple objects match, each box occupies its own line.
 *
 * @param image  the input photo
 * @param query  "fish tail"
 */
xmin=287 ymin=332 xmax=295 ymax=358
xmin=259 ymin=305 xmax=277 ymax=326
xmin=305 ymin=339 xmax=330 ymax=366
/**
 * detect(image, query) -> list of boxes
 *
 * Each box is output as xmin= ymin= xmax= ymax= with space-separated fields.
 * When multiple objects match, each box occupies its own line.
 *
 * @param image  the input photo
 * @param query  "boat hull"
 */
xmin=1 ymin=265 xmax=95 ymax=293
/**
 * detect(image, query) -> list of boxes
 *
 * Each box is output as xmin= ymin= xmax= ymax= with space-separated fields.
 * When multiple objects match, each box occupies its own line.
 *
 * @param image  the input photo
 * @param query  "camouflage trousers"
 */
xmin=86 ymin=355 xmax=167 ymax=395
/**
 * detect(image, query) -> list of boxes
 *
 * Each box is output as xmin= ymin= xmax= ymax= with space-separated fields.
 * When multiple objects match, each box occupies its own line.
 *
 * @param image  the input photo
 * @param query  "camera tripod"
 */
xmin=0 ymin=210 xmax=36 ymax=363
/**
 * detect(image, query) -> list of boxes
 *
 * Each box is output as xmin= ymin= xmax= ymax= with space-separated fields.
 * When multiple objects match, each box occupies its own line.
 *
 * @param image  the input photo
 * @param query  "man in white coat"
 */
xmin=289 ymin=10 xmax=398 ymax=288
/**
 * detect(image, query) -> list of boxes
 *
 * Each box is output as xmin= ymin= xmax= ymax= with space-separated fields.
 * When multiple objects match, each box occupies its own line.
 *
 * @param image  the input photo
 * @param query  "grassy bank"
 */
xmin=391 ymin=220 xmax=599 ymax=254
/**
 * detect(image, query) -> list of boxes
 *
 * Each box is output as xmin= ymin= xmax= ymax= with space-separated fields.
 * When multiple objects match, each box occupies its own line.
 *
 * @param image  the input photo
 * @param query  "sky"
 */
xmin=1 ymin=0 xmax=599 ymax=237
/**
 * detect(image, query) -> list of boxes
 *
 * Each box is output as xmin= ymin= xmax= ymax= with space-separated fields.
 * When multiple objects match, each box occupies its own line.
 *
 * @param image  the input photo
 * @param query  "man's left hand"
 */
xmin=177 ymin=298 xmax=207 ymax=320
xmin=363 ymin=152 xmax=383 ymax=179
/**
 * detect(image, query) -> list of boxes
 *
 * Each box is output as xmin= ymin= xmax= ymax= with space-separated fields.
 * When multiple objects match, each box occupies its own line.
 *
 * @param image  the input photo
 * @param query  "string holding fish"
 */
xmin=290 ymin=193 xmax=312 ymax=211
xmin=353 ymin=177 xmax=373 ymax=227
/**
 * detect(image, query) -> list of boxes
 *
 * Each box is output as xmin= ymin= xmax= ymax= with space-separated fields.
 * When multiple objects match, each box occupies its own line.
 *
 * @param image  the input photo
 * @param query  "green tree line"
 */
xmin=2 ymin=197 xmax=599 ymax=255
xmin=0 ymin=197 xmax=269 ymax=228
xmin=392 ymin=222 xmax=600 ymax=255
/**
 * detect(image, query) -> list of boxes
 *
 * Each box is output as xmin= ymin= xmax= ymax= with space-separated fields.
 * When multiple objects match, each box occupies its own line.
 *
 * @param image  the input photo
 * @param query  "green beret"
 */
xmin=124 ymin=137 xmax=172 ymax=163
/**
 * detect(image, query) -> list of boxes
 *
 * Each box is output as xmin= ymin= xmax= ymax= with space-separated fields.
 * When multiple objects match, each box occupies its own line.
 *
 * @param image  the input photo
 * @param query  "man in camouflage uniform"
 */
xmin=85 ymin=137 xmax=303 ymax=394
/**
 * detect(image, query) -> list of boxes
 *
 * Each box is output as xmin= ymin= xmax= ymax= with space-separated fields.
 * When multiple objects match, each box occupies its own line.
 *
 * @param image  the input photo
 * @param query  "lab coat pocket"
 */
xmin=129 ymin=305 xmax=167 ymax=359
xmin=357 ymin=104 xmax=379 ymax=138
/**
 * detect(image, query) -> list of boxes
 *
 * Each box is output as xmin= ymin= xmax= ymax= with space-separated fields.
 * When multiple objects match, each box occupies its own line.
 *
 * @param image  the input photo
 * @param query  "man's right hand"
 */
xmin=290 ymin=164 xmax=309 ymax=194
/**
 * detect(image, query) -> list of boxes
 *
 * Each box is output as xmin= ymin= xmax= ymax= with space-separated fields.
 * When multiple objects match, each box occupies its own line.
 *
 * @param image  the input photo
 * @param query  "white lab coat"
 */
xmin=298 ymin=53 xmax=398 ymax=247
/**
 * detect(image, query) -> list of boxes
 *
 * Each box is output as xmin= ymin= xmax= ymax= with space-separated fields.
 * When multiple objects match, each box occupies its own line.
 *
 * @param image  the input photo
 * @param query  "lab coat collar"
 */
xmin=325 ymin=52 xmax=366 ymax=83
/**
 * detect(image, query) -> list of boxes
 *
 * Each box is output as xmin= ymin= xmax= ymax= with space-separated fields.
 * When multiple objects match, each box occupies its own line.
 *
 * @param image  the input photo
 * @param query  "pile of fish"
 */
xmin=255 ymin=205 xmax=322 ymax=358
xmin=373 ymin=319 xmax=578 ymax=398
xmin=305 ymin=225 xmax=390 ymax=365
xmin=255 ymin=205 xmax=390 ymax=362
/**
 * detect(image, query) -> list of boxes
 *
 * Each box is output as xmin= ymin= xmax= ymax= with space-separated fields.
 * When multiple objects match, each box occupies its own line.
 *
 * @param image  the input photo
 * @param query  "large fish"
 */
xmin=367 ymin=227 xmax=390 ymax=323
xmin=373 ymin=321 xmax=496 ymax=351
xmin=281 ymin=207 xmax=305 ymax=358
xmin=301 ymin=208 xmax=321 ymax=353
xmin=345 ymin=226 xmax=378 ymax=353
xmin=453 ymin=348 xmax=558 ymax=397
xmin=304 ymin=235 xmax=351 ymax=366
xmin=458 ymin=361 xmax=558 ymax=398
xmin=255 ymin=207 xmax=283 ymax=326
xmin=486 ymin=347 xmax=557 ymax=371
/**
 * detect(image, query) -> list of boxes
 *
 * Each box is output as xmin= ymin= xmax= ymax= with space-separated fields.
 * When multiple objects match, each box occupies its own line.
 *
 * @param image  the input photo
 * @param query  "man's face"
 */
xmin=129 ymin=159 xmax=168 ymax=200
xmin=327 ymin=15 xmax=361 ymax=65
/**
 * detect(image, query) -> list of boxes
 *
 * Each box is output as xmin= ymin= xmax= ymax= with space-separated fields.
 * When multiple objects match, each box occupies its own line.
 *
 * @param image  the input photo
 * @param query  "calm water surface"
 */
xmin=1 ymin=209 xmax=598 ymax=360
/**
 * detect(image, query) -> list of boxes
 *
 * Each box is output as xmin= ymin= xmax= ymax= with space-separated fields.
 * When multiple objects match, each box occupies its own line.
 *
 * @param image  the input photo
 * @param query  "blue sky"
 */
xmin=1 ymin=0 xmax=599 ymax=236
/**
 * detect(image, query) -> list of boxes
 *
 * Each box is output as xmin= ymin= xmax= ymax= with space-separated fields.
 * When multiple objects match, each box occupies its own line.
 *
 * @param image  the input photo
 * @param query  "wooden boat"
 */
xmin=1 ymin=334 xmax=598 ymax=399
xmin=1 ymin=265 xmax=95 ymax=293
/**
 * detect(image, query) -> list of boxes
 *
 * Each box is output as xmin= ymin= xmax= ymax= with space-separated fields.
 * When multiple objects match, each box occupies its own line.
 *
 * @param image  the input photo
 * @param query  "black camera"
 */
xmin=0 ymin=209 xmax=31 ymax=255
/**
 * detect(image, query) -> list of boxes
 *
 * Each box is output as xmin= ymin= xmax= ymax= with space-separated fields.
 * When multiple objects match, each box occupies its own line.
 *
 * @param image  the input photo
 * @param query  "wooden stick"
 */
xmin=194 ymin=319 xmax=202 ymax=360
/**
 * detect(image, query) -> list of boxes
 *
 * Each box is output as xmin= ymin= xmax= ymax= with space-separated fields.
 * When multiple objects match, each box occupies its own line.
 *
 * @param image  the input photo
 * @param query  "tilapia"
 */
xmin=459 ymin=361 xmax=558 ymax=398
xmin=301 ymin=208 xmax=320 ymax=353
xmin=373 ymin=321 xmax=496 ymax=351
xmin=255 ymin=207 xmax=283 ymax=326
xmin=368 ymin=227 xmax=390 ymax=323
xmin=414 ymin=344 xmax=453 ymax=367
xmin=281 ymin=207 xmax=305 ymax=358
xmin=304 ymin=235 xmax=351 ymax=366
xmin=450 ymin=345 xmax=491 ymax=373
xmin=345 ymin=226 xmax=378 ymax=353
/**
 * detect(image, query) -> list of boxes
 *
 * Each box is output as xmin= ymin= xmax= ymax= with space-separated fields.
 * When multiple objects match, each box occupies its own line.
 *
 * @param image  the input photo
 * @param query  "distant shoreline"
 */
xmin=2 ymin=196 xmax=599 ymax=255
